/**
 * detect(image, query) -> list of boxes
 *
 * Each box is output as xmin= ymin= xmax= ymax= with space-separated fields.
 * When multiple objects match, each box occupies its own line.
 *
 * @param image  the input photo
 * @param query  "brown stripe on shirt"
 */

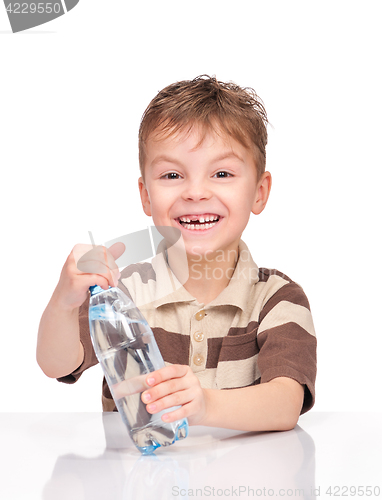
xmin=210 ymin=332 xmax=259 ymax=368
xmin=205 ymin=337 xmax=223 ymax=368
xmin=218 ymin=328 xmax=259 ymax=362
xmin=258 ymin=268 xmax=292 ymax=283
xmin=206 ymin=322 xmax=260 ymax=368
xmin=152 ymin=327 xmax=190 ymax=365
xmin=259 ymin=281 xmax=311 ymax=323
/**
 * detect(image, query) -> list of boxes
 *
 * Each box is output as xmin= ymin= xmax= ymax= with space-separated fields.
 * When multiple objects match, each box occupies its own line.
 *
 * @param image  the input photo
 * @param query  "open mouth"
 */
xmin=176 ymin=214 xmax=221 ymax=231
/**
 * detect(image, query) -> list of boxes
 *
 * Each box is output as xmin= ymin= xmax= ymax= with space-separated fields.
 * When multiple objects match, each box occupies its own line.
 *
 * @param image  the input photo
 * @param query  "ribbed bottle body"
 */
xmin=88 ymin=286 xmax=188 ymax=454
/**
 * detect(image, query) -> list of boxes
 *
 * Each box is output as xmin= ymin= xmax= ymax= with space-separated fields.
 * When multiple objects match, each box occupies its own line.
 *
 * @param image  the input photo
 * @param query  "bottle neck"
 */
xmin=89 ymin=285 xmax=112 ymax=296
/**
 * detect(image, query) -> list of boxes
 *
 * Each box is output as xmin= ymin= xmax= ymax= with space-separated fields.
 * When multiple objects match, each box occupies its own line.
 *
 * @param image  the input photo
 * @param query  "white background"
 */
xmin=1 ymin=1 xmax=381 ymax=413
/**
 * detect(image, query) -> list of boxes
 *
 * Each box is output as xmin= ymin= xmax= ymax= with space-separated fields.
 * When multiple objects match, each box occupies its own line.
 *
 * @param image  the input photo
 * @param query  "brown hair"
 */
xmin=138 ymin=75 xmax=268 ymax=180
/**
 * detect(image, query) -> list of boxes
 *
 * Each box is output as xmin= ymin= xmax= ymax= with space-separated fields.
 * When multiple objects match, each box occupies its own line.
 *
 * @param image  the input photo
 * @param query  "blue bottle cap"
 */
xmin=89 ymin=285 xmax=115 ymax=295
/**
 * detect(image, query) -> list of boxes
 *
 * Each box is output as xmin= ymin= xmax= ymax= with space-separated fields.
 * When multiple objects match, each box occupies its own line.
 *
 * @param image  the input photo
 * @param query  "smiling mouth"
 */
xmin=176 ymin=214 xmax=221 ymax=231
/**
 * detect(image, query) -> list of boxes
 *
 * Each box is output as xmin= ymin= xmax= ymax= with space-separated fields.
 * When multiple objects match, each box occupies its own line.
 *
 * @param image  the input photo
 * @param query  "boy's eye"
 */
xmin=161 ymin=172 xmax=181 ymax=180
xmin=214 ymin=171 xmax=232 ymax=178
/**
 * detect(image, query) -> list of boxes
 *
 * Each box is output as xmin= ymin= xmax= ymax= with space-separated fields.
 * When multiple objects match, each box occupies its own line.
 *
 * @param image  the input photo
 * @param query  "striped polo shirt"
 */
xmin=59 ymin=240 xmax=317 ymax=414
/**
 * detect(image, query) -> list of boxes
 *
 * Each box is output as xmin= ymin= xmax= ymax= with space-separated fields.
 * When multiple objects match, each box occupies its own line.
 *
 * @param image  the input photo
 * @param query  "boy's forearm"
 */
xmin=202 ymin=377 xmax=304 ymax=432
xmin=36 ymin=298 xmax=84 ymax=379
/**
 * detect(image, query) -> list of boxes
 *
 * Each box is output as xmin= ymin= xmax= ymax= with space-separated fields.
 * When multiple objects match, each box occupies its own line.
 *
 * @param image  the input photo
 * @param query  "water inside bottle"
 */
xmin=89 ymin=305 xmax=188 ymax=454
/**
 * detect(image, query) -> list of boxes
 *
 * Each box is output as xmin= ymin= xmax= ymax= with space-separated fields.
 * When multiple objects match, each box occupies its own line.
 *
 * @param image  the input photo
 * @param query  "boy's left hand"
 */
xmin=141 ymin=365 xmax=206 ymax=426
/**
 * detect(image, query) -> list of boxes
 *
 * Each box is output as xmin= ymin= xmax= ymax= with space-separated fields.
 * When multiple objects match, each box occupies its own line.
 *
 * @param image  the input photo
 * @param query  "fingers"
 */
xmin=141 ymin=365 xmax=204 ymax=424
xmin=145 ymin=364 xmax=189 ymax=388
xmin=72 ymin=243 xmax=122 ymax=287
xmin=107 ymin=242 xmax=126 ymax=261
xmin=142 ymin=365 xmax=190 ymax=408
xmin=145 ymin=387 xmax=194 ymax=417
xmin=75 ymin=245 xmax=116 ymax=273
xmin=53 ymin=243 xmax=123 ymax=311
xmin=72 ymin=242 xmax=125 ymax=271
xmin=112 ymin=374 xmax=149 ymax=399
xmin=142 ymin=374 xmax=189 ymax=406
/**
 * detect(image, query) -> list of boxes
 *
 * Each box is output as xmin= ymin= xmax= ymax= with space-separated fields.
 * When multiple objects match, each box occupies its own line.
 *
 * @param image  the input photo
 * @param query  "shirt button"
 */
xmin=193 ymin=354 xmax=204 ymax=366
xmin=193 ymin=331 xmax=204 ymax=342
xmin=195 ymin=310 xmax=206 ymax=321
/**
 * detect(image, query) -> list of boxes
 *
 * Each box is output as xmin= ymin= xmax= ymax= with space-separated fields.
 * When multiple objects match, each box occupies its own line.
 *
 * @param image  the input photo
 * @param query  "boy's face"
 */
xmin=139 ymin=127 xmax=271 ymax=259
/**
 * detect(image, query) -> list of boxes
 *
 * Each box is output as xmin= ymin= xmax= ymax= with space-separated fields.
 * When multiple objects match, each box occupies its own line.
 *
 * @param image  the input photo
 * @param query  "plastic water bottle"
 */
xmin=88 ymin=285 xmax=188 ymax=454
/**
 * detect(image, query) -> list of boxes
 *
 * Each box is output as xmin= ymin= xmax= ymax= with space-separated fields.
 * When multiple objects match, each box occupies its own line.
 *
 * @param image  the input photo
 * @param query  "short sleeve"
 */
xmin=257 ymin=281 xmax=317 ymax=414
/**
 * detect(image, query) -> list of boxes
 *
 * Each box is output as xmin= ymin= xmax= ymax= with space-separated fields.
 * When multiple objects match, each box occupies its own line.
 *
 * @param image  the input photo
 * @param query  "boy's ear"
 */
xmin=138 ymin=177 xmax=152 ymax=217
xmin=251 ymin=171 xmax=272 ymax=215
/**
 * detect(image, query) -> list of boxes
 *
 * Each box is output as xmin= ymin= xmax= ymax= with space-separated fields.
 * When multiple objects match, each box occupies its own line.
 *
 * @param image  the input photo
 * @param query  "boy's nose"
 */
xmin=182 ymin=179 xmax=212 ymax=201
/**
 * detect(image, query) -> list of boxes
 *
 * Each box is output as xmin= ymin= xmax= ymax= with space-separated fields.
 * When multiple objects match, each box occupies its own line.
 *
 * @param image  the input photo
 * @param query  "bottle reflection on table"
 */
xmin=42 ymin=413 xmax=316 ymax=500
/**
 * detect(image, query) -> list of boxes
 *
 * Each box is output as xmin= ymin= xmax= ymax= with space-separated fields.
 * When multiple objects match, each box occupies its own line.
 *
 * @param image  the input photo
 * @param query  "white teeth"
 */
xmin=179 ymin=215 xmax=219 ymax=223
xmin=179 ymin=215 xmax=220 ymax=230
xmin=183 ymin=222 xmax=217 ymax=230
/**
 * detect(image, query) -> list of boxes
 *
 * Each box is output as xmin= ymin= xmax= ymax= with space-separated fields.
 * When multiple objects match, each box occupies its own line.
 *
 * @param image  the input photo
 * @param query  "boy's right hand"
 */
xmin=51 ymin=242 xmax=125 ymax=311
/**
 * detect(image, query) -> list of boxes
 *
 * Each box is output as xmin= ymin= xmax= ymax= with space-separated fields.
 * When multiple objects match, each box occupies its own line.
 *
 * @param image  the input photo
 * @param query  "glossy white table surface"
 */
xmin=1 ymin=412 xmax=381 ymax=500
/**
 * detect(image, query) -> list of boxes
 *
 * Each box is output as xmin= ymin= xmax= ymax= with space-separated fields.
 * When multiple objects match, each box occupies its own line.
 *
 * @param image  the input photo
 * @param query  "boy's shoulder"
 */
xmin=257 ymin=267 xmax=293 ymax=283
xmin=255 ymin=267 xmax=311 ymax=313
xmin=235 ymin=241 xmax=308 ymax=304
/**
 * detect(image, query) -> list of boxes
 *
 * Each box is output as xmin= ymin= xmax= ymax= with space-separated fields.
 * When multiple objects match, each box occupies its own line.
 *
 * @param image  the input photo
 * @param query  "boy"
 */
xmin=37 ymin=76 xmax=316 ymax=432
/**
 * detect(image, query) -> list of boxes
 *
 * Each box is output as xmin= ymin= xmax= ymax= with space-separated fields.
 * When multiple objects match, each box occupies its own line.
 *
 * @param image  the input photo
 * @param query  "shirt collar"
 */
xmin=151 ymin=240 xmax=259 ymax=310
